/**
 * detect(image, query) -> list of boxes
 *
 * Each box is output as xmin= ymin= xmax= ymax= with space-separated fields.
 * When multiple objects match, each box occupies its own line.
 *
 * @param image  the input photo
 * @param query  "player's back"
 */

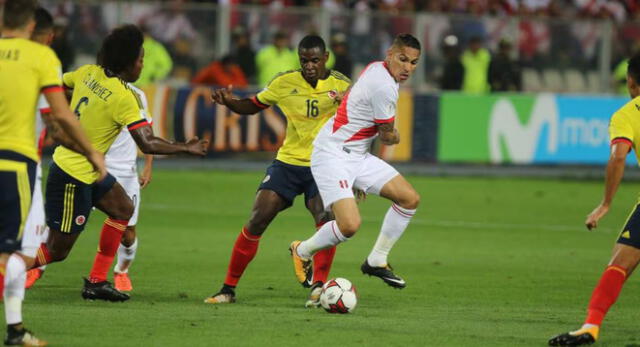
xmin=0 ymin=38 xmax=62 ymax=162
xmin=315 ymin=61 xmax=398 ymax=155
xmin=54 ymin=64 xmax=146 ymax=184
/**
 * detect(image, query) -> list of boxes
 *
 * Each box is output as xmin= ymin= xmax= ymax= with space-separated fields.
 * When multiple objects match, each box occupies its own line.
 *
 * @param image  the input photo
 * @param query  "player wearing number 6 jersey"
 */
xmin=290 ymin=34 xmax=421 ymax=291
xmin=206 ymin=35 xmax=350 ymax=307
xmin=30 ymin=24 xmax=208 ymax=302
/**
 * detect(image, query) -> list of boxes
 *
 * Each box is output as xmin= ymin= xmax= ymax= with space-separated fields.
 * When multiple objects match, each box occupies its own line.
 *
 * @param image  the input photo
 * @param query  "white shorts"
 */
xmin=111 ymin=172 xmax=141 ymax=226
xmin=22 ymin=164 xmax=47 ymax=258
xmin=311 ymin=148 xmax=399 ymax=210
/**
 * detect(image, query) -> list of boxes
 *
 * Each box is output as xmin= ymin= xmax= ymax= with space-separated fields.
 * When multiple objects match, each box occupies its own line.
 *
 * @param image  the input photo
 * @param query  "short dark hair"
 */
xmin=628 ymin=53 xmax=640 ymax=84
xmin=298 ymin=35 xmax=326 ymax=53
xmin=33 ymin=7 xmax=54 ymax=35
xmin=97 ymin=24 xmax=144 ymax=74
xmin=3 ymin=0 xmax=37 ymax=29
xmin=392 ymin=33 xmax=421 ymax=51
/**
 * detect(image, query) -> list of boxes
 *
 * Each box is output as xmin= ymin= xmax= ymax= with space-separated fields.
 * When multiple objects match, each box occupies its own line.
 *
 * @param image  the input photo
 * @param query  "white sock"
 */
xmin=4 ymin=254 xmax=26 ymax=325
xmin=367 ymin=204 xmax=416 ymax=267
xmin=297 ymin=221 xmax=348 ymax=259
xmin=115 ymin=238 xmax=138 ymax=274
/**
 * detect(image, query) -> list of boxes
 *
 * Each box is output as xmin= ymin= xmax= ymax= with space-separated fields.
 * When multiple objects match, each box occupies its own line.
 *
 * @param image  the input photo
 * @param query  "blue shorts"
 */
xmin=617 ymin=203 xmax=640 ymax=249
xmin=45 ymin=162 xmax=116 ymax=234
xmin=258 ymin=160 xmax=319 ymax=208
xmin=0 ymin=151 xmax=36 ymax=253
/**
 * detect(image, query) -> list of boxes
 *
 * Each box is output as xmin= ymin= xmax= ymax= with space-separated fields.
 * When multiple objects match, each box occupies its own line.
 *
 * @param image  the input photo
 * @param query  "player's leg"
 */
xmin=549 ymin=204 xmax=640 ymax=346
xmin=304 ymin=191 xmax=336 ymax=308
xmin=83 ymin=179 xmax=133 ymax=302
xmin=205 ymin=189 xmax=288 ymax=304
xmin=21 ymin=164 xmax=46 ymax=289
xmin=356 ymin=155 xmax=419 ymax=289
xmin=0 ymin=152 xmax=45 ymax=346
xmin=113 ymin=175 xmax=140 ymax=292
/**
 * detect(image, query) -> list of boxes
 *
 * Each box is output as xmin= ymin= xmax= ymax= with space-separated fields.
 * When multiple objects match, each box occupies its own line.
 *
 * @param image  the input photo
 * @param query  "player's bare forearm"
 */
xmin=378 ymin=122 xmax=400 ymax=145
xmin=41 ymin=115 xmax=85 ymax=153
xmin=44 ymin=91 xmax=95 ymax=156
xmin=601 ymin=143 xmax=630 ymax=206
xmin=130 ymin=125 xmax=208 ymax=156
xmin=224 ymin=98 xmax=262 ymax=115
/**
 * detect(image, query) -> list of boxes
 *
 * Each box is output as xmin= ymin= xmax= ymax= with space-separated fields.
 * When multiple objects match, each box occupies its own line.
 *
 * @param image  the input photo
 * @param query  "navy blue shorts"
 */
xmin=45 ymin=162 xmax=116 ymax=234
xmin=258 ymin=160 xmax=319 ymax=208
xmin=617 ymin=203 xmax=640 ymax=249
xmin=0 ymin=151 xmax=36 ymax=252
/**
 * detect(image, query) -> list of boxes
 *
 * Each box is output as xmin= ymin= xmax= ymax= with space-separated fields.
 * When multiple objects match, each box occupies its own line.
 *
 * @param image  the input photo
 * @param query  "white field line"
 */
xmin=145 ymin=203 xmax=615 ymax=234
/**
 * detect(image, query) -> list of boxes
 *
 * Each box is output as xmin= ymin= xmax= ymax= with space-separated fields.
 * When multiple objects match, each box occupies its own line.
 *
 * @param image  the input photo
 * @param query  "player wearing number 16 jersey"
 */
xmin=30 ymin=24 xmax=208 ymax=302
xmin=206 ymin=35 xmax=350 ymax=307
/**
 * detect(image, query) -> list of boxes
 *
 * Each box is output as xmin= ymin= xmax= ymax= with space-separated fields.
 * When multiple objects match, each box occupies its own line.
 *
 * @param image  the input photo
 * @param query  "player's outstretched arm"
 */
xmin=586 ymin=142 xmax=630 ymax=230
xmin=44 ymin=90 xmax=107 ymax=180
xmin=130 ymin=124 xmax=208 ymax=156
xmin=139 ymin=154 xmax=154 ymax=189
xmin=377 ymin=122 xmax=400 ymax=145
xmin=41 ymin=114 xmax=84 ymax=154
xmin=211 ymin=85 xmax=263 ymax=115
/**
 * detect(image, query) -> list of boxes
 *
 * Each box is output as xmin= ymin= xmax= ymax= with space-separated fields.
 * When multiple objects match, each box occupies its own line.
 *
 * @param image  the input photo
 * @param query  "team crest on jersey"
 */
xmin=328 ymin=90 xmax=338 ymax=99
xmin=75 ymin=215 xmax=86 ymax=226
xmin=262 ymin=175 xmax=271 ymax=183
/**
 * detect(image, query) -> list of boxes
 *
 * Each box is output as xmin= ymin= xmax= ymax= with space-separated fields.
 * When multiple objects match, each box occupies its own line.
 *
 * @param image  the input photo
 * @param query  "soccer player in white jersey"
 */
xmin=289 ymin=34 xmax=421 ymax=289
xmin=104 ymin=84 xmax=153 ymax=292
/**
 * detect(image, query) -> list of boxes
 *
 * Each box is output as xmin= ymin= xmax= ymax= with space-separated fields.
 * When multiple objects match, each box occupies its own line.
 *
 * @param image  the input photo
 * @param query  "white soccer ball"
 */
xmin=319 ymin=277 xmax=357 ymax=314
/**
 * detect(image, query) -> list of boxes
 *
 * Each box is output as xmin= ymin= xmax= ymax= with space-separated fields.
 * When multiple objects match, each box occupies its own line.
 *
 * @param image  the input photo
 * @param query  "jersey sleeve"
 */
xmin=609 ymin=111 xmax=635 ymax=147
xmin=116 ymin=92 xmax=149 ymax=131
xmin=38 ymin=47 xmax=63 ymax=94
xmin=253 ymin=75 xmax=283 ymax=109
xmin=371 ymin=86 xmax=397 ymax=124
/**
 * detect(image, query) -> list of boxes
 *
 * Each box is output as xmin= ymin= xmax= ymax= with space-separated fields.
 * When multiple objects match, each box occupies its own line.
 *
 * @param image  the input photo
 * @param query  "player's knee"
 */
xmin=112 ymin=201 xmax=134 ymax=221
xmin=398 ymin=191 xmax=420 ymax=210
xmin=49 ymin=248 xmax=71 ymax=263
xmin=337 ymin=216 xmax=360 ymax=238
xmin=121 ymin=227 xmax=136 ymax=247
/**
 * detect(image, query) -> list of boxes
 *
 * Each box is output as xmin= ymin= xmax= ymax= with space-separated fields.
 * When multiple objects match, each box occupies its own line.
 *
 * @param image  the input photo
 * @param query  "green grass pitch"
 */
xmin=17 ymin=168 xmax=640 ymax=346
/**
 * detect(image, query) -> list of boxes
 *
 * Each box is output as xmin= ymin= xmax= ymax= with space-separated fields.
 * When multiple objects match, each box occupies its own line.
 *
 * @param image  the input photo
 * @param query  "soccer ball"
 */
xmin=319 ymin=278 xmax=357 ymax=313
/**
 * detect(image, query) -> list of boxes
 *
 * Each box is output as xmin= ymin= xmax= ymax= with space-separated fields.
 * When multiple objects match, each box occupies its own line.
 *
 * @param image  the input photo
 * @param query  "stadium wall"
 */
xmin=141 ymin=85 xmax=630 ymax=165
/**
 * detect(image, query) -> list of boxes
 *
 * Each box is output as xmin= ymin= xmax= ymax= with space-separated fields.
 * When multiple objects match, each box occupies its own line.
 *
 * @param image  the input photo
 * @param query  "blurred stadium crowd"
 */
xmin=33 ymin=0 xmax=640 ymax=94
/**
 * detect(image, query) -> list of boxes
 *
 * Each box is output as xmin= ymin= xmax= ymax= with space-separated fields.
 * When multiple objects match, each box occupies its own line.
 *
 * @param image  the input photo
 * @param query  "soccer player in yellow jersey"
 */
xmin=206 ymin=35 xmax=351 ymax=307
xmin=28 ymin=24 xmax=208 ymax=302
xmin=549 ymin=54 xmax=640 ymax=346
xmin=0 ymin=1 xmax=105 ymax=345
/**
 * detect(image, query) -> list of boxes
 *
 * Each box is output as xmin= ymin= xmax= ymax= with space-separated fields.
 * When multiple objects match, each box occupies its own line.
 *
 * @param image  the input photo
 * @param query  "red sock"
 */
xmin=89 ymin=218 xmax=127 ymax=283
xmin=585 ymin=265 xmax=627 ymax=326
xmin=0 ymin=263 xmax=5 ymax=295
xmin=33 ymin=243 xmax=52 ymax=268
xmin=312 ymin=221 xmax=336 ymax=284
xmin=224 ymin=227 xmax=261 ymax=287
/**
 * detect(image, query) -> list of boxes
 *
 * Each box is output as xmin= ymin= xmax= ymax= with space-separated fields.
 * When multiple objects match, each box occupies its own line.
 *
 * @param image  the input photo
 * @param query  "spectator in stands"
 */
xmin=191 ymin=55 xmax=248 ymax=87
xmin=256 ymin=31 xmax=298 ymax=86
xmin=489 ymin=39 xmax=522 ymax=92
xmin=50 ymin=20 xmax=75 ymax=73
xmin=613 ymin=58 xmax=629 ymax=95
xmin=232 ymin=27 xmax=256 ymax=84
xmin=171 ymin=38 xmax=198 ymax=83
xmin=440 ymin=34 xmax=464 ymax=90
xmin=461 ymin=36 xmax=491 ymax=93
xmin=135 ymin=25 xmax=174 ymax=87
xmin=330 ymin=33 xmax=352 ymax=78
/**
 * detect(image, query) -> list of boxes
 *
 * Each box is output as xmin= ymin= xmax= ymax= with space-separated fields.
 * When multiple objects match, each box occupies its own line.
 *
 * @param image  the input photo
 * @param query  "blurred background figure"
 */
xmin=191 ymin=55 xmax=248 ymax=87
xmin=489 ymin=39 xmax=522 ymax=92
xmin=231 ymin=27 xmax=257 ymax=85
xmin=135 ymin=25 xmax=174 ymax=88
xmin=50 ymin=18 xmax=75 ymax=73
xmin=440 ymin=34 xmax=464 ymax=91
xmin=330 ymin=33 xmax=352 ymax=78
xmin=256 ymin=31 xmax=298 ymax=87
xmin=462 ymin=35 xmax=491 ymax=94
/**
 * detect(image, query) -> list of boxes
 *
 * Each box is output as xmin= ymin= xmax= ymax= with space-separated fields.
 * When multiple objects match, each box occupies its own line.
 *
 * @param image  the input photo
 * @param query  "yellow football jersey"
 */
xmin=0 ymin=38 xmax=62 ymax=162
xmin=54 ymin=65 xmax=148 ymax=183
xmin=253 ymin=70 xmax=351 ymax=166
xmin=609 ymin=96 xmax=640 ymax=165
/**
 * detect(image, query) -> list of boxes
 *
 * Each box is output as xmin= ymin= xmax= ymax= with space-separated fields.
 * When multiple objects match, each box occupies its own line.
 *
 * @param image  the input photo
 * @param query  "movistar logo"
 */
xmin=489 ymin=94 xmax=558 ymax=164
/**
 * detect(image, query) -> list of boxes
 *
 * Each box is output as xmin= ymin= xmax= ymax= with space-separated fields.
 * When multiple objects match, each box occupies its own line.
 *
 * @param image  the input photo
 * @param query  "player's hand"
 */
xmin=139 ymin=167 xmax=152 ymax=189
xmin=87 ymin=150 xmax=107 ymax=181
xmin=353 ymin=188 xmax=367 ymax=203
xmin=211 ymin=85 xmax=234 ymax=106
xmin=185 ymin=136 xmax=209 ymax=156
xmin=382 ymin=129 xmax=400 ymax=145
xmin=586 ymin=203 xmax=610 ymax=230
